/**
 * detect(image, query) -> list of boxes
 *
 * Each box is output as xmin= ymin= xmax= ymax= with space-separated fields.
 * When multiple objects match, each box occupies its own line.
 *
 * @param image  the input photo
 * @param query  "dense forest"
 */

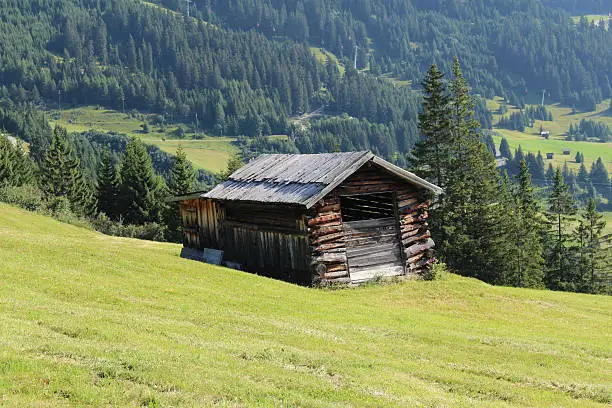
xmin=156 ymin=0 xmax=611 ymax=110
xmin=0 ymin=0 xmax=609 ymax=167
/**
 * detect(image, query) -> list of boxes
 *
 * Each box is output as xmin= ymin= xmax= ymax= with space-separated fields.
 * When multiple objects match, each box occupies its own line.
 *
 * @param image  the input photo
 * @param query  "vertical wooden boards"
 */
xmin=180 ymin=199 xmax=200 ymax=249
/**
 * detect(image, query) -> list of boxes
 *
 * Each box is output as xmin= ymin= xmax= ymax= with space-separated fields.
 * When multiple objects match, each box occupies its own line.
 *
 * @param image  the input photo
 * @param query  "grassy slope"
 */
xmin=49 ymin=106 xmax=236 ymax=173
xmin=310 ymin=47 xmax=345 ymax=76
xmin=0 ymin=204 xmax=610 ymax=407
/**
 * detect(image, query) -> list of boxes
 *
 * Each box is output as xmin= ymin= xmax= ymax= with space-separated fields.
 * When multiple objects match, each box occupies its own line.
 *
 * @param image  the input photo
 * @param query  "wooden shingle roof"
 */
xmin=204 ymin=151 xmax=441 ymax=208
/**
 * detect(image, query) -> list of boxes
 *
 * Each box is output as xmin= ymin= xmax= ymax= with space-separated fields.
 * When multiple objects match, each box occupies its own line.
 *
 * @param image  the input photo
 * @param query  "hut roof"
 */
xmin=204 ymin=152 xmax=441 ymax=208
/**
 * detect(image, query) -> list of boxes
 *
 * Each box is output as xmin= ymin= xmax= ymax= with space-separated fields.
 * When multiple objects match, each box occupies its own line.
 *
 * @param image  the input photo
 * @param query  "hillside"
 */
xmin=488 ymin=98 xmax=612 ymax=172
xmin=0 ymin=204 xmax=610 ymax=407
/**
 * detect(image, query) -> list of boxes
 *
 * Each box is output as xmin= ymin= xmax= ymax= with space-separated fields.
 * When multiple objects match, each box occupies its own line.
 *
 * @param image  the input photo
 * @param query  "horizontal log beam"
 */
xmin=404 ymin=238 xmax=435 ymax=257
xmin=313 ymin=242 xmax=345 ymax=252
xmin=317 ymin=203 xmax=341 ymax=214
xmin=312 ymin=232 xmax=345 ymax=245
xmin=312 ymin=253 xmax=347 ymax=264
xmin=322 ymin=270 xmax=349 ymax=279
xmin=407 ymin=252 xmax=426 ymax=265
xmin=402 ymin=231 xmax=432 ymax=246
xmin=308 ymin=213 xmax=341 ymax=226
xmin=310 ymin=226 xmax=343 ymax=238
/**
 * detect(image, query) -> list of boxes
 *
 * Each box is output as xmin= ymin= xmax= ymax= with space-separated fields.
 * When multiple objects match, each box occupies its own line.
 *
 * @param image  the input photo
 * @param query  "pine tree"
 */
xmin=166 ymin=146 xmax=197 ymax=242
xmin=40 ymin=126 xmax=94 ymax=215
xmin=410 ymin=64 xmax=452 ymax=189
xmin=117 ymin=138 xmax=167 ymax=225
xmin=432 ymin=58 xmax=515 ymax=284
xmin=169 ymin=146 xmax=196 ymax=195
xmin=0 ymin=136 xmax=16 ymax=185
xmin=507 ymin=159 xmax=545 ymax=287
xmin=12 ymin=143 xmax=33 ymax=186
xmin=544 ymin=168 xmax=577 ymax=290
xmin=590 ymin=157 xmax=609 ymax=196
xmin=220 ymin=153 xmax=244 ymax=181
xmin=573 ymin=198 xmax=608 ymax=293
xmin=499 ymin=137 xmax=512 ymax=160
xmin=96 ymin=151 xmax=120 ymax=219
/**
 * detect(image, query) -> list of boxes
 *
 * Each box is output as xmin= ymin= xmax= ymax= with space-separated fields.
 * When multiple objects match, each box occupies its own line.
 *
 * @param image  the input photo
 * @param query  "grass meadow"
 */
xmin=488 ymin=98 xmax=612 ymax=172
xmin=0 ymin=204 xmax=610 ymax=407
xmin=48 ymin=106 xmax=236 ymax=173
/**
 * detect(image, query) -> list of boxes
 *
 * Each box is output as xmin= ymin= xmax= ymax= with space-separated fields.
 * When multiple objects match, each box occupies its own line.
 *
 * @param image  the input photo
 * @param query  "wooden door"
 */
xmin=344 ymin=217 xmax=404 ymax=283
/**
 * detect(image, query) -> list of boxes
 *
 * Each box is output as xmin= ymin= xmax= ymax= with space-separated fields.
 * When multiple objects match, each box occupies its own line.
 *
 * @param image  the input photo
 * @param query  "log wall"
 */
xmin=309 ymin=162 xmax=436 ymax=285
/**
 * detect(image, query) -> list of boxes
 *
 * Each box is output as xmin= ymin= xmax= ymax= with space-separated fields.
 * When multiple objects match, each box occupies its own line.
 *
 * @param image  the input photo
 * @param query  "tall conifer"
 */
xmin=166 ymin=146 xmax=196 ymax=242
xmin=97 ymin=151 xmax=120 ymax=219
xmin=573 ymin=199 xmax=608 ymax=293
xmin=410 ymin=64 xmax=452 ymax=189
xmin=545 ymin=168 xmax=576 ymax=290
xmin=508 ymin=159 xmax=545 ymax=287
xmin=117 ymin=138 xmax=167 ymax=225
xmin=40 ymin=126 xmax=94 ymax=215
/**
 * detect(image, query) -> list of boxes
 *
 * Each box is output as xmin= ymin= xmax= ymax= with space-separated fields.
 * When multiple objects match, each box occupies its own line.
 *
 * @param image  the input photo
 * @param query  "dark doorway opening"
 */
xmin=340 ymin=192 xmax=395 ymax=222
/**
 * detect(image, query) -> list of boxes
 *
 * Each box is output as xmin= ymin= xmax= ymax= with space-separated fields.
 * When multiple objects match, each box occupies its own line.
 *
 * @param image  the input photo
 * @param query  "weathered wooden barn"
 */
xmin=174 ymin=151 xmax=441 ymax=285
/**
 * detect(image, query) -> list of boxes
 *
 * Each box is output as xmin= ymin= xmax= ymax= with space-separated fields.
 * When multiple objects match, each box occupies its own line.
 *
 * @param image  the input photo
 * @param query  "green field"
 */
xmin=49 ymin=106 xmax=236 ymax=173
xmin=310 ymin=47 xmax=345 ymax=76
xmin=0 ymin=204 xmax=610 ymax=407
xmin=488 ymin=98 xmax=612 ymax=172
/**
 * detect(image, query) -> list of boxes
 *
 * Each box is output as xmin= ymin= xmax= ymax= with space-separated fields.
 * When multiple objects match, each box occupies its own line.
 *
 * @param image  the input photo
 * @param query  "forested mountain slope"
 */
xmin=0 ymin=0 xmax=609 ymax=168
xmin=158 ymin=0 xmax=611 ymax=110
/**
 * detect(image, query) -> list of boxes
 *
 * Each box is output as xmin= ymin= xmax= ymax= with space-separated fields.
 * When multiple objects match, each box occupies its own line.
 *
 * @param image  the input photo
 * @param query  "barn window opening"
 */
xmin=340 ymin=192 xmax=395 ymax=222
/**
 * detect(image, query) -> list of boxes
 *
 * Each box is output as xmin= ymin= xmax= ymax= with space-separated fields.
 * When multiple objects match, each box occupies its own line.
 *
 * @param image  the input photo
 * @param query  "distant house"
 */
xmin=171 ymin=152 xmax=441 ymax=285
xmin=546 ymin=153 xmax=554 ymax=159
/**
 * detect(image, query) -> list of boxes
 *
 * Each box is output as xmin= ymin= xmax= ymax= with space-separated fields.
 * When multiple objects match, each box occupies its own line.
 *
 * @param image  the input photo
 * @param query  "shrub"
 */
xmin=423 ymin=261 xmax=450 ymax=281
xmin=92 ymin=214 xmax=167 ymax=241
xmin=0 ymin=184 xmax=44 ymax=211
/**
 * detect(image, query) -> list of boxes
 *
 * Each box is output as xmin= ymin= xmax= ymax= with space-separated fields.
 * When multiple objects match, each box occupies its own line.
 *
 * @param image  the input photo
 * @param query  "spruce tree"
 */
xmin=573 ymin=199 xmax=608 ymax=293
xmin=0 ymin=136 xmax=15 ymax=185
xmin=96 ymin=151 xmax=120 ymax=219
xmin=433 ymin=58 xmax=515 ymax=284
xmin=12 ymin=143 xmax=33 ymax=186
xmin=166 ymin=146 xmax=196 ymax=242
xmin=409 ymin=64 xmax=452 ymax=189
xmin=168 ymin=146 xmax=196 ymax=195
xmin=117 ymin=138 xmax=167 ymax=225
xmin=508 ymin=159 xmax=545 ymax=287
xmin=220 ymin=153 xmax=244 ymax=181
xmin=499 ymin=137 xmax=512 ymax=160
xmin=40 ymin=126 xmax=94 ymax=215
xmin=545 ymin=168 xmax=577 ymax=290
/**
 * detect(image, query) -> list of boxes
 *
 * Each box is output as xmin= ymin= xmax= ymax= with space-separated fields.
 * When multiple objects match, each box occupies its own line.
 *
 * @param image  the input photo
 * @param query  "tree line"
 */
xmin=411 ymin=60 xmax=610 ymax=294
xmin=0 ymin=119 xmax=202 ymax=242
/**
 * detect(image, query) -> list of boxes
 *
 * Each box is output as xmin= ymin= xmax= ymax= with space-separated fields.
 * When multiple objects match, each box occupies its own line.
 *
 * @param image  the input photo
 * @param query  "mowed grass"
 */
xmin=49 ymin=106 xmax=236 ymax=173
xmin=0 ymin=204 xmax=610 ymax=407
xmin=154 ymin=139 xmax=235 ymax=173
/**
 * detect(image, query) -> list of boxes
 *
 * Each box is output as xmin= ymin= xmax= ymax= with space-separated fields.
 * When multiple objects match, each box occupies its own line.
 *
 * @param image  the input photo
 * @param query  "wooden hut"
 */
xmin=173 ymin=152 xmax=441 ymax=285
